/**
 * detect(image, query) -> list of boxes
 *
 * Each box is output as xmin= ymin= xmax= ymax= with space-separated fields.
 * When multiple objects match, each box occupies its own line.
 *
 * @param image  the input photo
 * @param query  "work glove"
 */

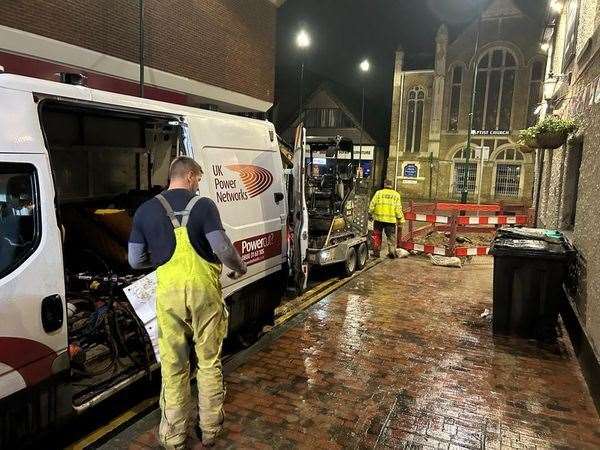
xmin=227 ymin=261 xmax=247 ymax=279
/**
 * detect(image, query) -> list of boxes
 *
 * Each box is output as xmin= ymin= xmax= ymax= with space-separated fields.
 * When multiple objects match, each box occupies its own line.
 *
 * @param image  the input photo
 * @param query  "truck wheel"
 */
xmin=342 ymin=247 xmax=357 ymax=277
xmin=356 ymin=242 xmax=368 ymax=270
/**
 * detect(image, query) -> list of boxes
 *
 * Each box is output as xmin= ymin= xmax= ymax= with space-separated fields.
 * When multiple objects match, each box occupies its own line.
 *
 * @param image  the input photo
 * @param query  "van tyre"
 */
xmin=342 ymin=247 xmax=357 ymax=277
xmin=356 ymin=242 xmax=368 ymax=270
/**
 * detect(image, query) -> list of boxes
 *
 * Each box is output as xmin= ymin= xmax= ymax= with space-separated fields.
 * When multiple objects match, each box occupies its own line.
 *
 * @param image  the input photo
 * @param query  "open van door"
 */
xmin=183 ymin=115 xmax=286 ymax=295
xmin=292 ymin=125 xmax=309 ymax=292
xmin=0 ymin=152 xmax=67 ymax=400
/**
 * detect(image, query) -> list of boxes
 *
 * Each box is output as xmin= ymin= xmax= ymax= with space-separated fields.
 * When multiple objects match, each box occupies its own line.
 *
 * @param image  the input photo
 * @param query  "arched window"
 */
xmin=405 ymin=86 xmax=425 ymax=153
xmin=494 ymin=147 xmax=524 ymax=197
xmin=473 ymin=48 xmax=517 ymax=131
xmin=527 ymin=61 xmax=545 ymax=126
xmin=452 ymin=147 xmax=477 ymax=195
xmin=448 ymin=66 xmax=463 ymax=131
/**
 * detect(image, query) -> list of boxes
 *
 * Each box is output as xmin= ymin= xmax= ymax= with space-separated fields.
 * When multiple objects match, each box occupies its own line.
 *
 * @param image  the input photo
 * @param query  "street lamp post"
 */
xmin=139 ymin=0 xmax=144 ymax=98
xmin=296 ymin=30 xmax=311 ymax=122
xmin=461 ymin=8 xmax=483 ymax=204
xmin=358 ymin=59 xmax=370 ymax=170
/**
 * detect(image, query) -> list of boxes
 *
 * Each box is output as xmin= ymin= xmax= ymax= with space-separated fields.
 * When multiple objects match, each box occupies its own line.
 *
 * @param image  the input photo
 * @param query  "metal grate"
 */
xmin=495 ymin=163 xmax=520 ymax=197
xmin=453 ymin=162 xmax=477 ymax=194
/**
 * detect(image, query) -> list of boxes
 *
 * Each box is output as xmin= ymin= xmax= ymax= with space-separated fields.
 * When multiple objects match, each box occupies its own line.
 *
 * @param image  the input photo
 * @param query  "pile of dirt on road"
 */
xmin=413 ymin=231 xmax=494 ymax=248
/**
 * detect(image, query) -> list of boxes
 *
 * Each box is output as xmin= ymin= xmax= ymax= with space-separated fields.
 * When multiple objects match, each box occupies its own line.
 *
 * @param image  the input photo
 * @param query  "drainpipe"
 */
xmin=534 ymin=148 xmax=545 ymax=227
xmin=556 ymin=146 xmax=567 ymax=228
xmin=394 ymin=72 xmax=406 ymax=190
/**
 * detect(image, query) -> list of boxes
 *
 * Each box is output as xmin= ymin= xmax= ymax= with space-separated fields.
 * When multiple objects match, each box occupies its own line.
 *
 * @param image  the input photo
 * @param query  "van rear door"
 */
xmin=292 ymin=125 xmax=309 ymax=291
xmin=184 ymin=115 xmax=286 ymax=293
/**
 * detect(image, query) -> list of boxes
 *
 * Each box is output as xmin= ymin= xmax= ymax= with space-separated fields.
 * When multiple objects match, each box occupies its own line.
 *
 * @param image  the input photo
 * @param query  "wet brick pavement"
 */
xmin=106 ymin=256 xmax=600 ymax=449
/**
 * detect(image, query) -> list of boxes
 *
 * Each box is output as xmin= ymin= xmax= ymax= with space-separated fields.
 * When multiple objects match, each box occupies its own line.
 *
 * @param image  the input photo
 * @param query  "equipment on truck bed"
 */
xmin=303 ymin=136 xmax=371 ymax=276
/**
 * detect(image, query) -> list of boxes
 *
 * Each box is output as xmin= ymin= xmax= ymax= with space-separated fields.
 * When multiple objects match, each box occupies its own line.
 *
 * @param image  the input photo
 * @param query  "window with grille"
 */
xmin=453 ymin=163 xmax=477 ymax=194
xmin=495 ymin=164 xmax=521 ymax=197
xmin=494 ymin=147 xmax=524 ymax=197
xmin=473 ymin=48 xmax=517 ymax=131
xmin=448 ymin=66 xmax=463 ymax=131
xmin=452 ymin=147 xmax=477 ymax=194
xmin=406 ymin=86 xmax=425 ymax=152
xmin=527 ymin=61 xmax=545 ymax=127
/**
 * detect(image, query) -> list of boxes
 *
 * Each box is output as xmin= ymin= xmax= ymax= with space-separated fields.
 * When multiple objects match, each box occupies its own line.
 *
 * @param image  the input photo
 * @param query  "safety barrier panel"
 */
xmin=398 ymin=201 xmax=532 ymax=257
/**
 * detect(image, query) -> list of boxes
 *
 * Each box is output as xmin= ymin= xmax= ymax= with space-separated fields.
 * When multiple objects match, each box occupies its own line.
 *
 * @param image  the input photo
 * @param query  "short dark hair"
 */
xmin=383 ymin=179 xmax=393 ymax=188
xmin=169 ymin=156 xmax=203 ymax=180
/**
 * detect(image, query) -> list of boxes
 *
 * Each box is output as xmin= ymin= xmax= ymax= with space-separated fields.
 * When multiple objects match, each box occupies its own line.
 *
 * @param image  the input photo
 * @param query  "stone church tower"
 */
xmin=386 ymin=0 xmax=545 ymax=204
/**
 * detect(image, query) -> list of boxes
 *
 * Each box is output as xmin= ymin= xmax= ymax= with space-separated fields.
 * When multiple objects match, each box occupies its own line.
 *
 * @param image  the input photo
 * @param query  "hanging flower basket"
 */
xmin=535 ymin=131 xmax=568 ymax=149
xmin=517 ymin=135 xmax=538 ymax=152
xmin=518 ymin=116 xmax=578 ymax=151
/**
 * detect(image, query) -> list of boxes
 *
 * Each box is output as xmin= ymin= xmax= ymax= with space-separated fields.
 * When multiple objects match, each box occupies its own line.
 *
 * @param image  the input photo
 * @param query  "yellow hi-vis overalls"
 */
xmin=155 ymin=194 xmax=228 ymax=448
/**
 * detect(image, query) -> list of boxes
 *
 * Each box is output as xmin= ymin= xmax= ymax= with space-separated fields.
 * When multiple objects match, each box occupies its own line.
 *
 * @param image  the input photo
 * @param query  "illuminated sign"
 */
xmin=472 ymin=130 xmax=510 ymax=136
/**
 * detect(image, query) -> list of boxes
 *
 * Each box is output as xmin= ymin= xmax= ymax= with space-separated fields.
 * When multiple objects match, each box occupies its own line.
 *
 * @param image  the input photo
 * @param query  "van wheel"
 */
xmin=342 ymin=247 xmax=357 ymax=277
xmin=356 ymin=242 xmax=368 ymax=270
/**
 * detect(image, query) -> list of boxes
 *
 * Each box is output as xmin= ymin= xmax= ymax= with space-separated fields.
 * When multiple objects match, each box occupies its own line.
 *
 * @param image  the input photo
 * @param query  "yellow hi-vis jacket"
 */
xmin=369 ymin=188 xmax=405 ymax=224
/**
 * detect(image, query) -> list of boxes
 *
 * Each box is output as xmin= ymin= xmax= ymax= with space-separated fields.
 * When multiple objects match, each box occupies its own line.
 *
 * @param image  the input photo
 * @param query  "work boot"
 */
xmin=372 ymin=250 xmax=380 ymax=258
xmin=387 ymin=252 xmax=398 ymax=259
xmin=199 ymin=411 xmax=225 ymax=447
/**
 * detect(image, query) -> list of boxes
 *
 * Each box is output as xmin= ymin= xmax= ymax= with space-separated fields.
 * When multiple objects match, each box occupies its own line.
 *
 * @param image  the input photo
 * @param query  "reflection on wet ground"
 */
xmin=109 ymin=256 xmax=600 ymax=449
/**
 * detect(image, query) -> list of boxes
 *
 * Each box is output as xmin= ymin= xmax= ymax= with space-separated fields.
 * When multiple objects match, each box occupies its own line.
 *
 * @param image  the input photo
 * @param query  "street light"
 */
xmin=296 ymin=30 xmax=310 ymax=48
xmin=461 ymin=5 xmax=484 ymax=204
xmin=139 ymin=0 xmax=144 ymax=98
xmin=296 ymin=29 xmax=311 ymax=122
xmin=358 ymin=59 xmax=370 ymax=172
xmin=550 ymin=0 xmax=563 ymax=14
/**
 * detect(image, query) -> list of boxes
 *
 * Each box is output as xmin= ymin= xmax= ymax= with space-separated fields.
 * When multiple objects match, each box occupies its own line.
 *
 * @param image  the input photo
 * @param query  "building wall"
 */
xmin=538 ymin=0 xmax=600 ymax=354
xmin=386 ymin=0 xmax=543 ymax=205
xmin=0 ymin=0 xmax=276 ymax=105
xmin=386 ymin=70 xmax=435 ymax=197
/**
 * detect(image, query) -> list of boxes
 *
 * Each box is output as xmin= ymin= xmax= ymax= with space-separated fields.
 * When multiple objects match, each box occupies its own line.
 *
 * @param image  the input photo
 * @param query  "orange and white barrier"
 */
xmin=399 ymin=201 xmax=532 ymax=258
xmin=404 ymin=211 xmax=528 ymax=226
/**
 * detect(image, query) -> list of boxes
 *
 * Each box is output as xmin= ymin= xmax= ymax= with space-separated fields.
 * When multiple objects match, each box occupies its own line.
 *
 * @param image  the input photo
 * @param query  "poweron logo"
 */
xmin=225 ymin=164 xmax=273 ymax=198
xmin=234 ymin=231 xmax=282 ymax=266
xmin=212 ymin=164 xmax=273 ymax=203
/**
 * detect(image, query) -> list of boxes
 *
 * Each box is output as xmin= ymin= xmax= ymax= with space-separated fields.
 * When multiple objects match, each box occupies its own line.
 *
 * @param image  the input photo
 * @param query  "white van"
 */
xmin=0 ymin=73 xmax=288 ymax=447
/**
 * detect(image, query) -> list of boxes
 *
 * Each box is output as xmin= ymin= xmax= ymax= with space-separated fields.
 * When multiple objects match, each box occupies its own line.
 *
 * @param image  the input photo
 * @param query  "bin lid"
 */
xmin=494 ymin=227 xmax=563 ymax=244
xmin=490 ymin=229 xmax=574 ymax=259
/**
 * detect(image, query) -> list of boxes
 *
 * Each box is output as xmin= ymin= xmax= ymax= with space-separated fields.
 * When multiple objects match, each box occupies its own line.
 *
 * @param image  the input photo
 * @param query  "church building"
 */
xmin=386 ymin=0 xmax=545 ymax=204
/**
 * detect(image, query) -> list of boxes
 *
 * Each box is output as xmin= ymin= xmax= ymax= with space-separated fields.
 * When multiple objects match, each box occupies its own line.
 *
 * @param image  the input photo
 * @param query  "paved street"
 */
xmin=106 ymin=256 xmax=600 ymax=449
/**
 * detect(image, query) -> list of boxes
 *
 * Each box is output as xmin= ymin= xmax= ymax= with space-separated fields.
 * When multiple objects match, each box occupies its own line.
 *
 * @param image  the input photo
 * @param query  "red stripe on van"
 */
xmin=0 ymin=337 xmax=57 ymax=386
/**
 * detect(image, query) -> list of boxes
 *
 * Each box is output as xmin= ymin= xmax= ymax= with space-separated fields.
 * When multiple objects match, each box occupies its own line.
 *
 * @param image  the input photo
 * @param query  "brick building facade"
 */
xmin=386 ymin=0 xmax=544 ymax=205
xmin=536 ymin=0 xmax=600 ymax=410
xmin=0 ymin=0 xmax=281 ymax=112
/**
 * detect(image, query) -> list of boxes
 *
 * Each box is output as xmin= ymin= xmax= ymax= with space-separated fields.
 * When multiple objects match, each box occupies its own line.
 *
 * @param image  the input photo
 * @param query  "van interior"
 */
xmin=39 ymin=100 xmax=182 ymax=406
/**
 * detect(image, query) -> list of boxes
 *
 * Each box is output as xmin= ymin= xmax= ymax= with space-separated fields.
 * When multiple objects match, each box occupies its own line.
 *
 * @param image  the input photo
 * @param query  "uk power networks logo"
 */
xmin=227 ymin=165 xmax=273 ymax=198
xmin=212 ymin=164 xmax=274 ymax=203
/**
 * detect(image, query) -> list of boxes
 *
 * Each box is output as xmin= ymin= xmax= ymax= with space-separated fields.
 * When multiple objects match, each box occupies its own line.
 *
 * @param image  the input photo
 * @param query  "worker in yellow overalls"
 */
xmin=369 ymin=179 xmax=405 ymax=259
xmin=129 ymin=156 xmax=247 ymax=448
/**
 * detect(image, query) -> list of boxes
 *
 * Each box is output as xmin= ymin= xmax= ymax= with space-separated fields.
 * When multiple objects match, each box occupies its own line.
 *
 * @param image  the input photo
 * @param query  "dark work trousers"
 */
xmin=371 ymin=221 xmax=397 ymax=257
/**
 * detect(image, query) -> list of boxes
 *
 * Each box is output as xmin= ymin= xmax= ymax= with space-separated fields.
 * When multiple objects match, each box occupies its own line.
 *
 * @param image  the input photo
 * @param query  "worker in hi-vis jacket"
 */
xmin=368 ymin=179 xmax=405 ymax=259
xmin=128 ymin=156 xmax=246 ymax=449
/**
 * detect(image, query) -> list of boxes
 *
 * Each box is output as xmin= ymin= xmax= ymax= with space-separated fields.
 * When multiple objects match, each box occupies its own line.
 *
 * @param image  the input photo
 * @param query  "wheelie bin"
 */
xmin=489 ymin=227 xmax=574 ymax=339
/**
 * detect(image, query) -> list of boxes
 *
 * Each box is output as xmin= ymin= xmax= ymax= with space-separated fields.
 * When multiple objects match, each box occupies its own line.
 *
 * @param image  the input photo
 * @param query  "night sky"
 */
xmin=274 ymin=0 xmax=545 ymax=138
